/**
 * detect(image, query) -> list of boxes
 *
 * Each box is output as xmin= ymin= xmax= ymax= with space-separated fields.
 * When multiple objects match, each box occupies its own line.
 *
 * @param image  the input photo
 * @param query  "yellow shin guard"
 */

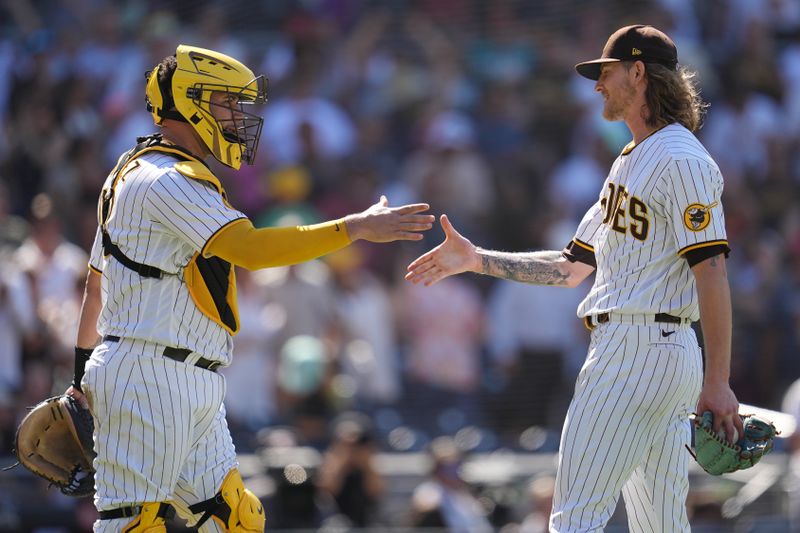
xmin=119 ymin=503 xmax=171 ymax=532
xmin=189 ymin=468 xmax=265 ymax=532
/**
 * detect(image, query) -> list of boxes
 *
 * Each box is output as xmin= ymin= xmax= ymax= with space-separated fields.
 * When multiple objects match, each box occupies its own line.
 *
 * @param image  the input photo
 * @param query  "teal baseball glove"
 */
xmin=689 ymin=411 xmax=777 ymax=476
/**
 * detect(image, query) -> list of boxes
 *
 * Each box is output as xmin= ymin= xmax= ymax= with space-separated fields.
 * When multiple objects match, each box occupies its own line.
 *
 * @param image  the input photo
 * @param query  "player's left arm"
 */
xmin=692 ymin=254 xmax=744 ymax=442
xmin=663 ymin=158 xmax=744 ymax=441
xmin=405 ymin=214 xmax=595 ymax=287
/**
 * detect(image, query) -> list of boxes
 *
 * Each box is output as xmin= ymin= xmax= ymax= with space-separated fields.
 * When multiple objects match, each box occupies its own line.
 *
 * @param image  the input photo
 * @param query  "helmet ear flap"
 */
xmin=145 ymin=62 xmax=182 ymax=125
xmin=145 ymin=68 xmax=166 ymax=125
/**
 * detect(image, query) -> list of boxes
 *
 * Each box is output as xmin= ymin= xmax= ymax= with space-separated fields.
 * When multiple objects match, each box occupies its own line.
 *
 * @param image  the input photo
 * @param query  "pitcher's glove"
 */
xmin=12 ymin=395 xmax=96 ymax=496
xmin=689 ymin=411 xmax=777 ymax=476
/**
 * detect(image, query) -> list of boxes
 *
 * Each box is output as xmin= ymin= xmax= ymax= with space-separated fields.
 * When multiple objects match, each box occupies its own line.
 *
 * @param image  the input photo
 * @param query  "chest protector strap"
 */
xmin=99 ymin=134 xmax=240 ymax=334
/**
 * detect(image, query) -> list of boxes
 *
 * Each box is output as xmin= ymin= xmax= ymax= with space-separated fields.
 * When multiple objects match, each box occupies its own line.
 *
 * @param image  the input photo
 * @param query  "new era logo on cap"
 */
xmin=575 ymin=25 xmax=678 ymax=80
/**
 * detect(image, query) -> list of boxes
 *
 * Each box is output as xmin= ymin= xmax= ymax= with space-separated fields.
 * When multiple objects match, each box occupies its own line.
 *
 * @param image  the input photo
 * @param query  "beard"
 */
xmin=602 ymin=81 xmax=636 ymax=121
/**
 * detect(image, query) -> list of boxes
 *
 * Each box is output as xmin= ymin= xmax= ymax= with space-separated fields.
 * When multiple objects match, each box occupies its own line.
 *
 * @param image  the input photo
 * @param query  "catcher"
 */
xmin=60 ymin=43 xmax=432 ymax=533
xmin=689 ymin=411 xmax=778 ymax=476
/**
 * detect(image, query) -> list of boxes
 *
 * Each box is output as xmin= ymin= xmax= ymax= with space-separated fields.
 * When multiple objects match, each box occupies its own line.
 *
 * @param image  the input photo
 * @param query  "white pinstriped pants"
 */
xmin=550 ymin=320 xmax=703 ymax=533
xmin=83 ymin=339 xmax=237 ymax=533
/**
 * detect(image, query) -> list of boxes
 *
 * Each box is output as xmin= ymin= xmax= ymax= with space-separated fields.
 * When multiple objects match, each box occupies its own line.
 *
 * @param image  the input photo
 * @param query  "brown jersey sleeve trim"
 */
xmin=563 ymin=239 xmax=596 ymax=268
xmin=677 ymin=240 xmax=729 ymax=256
xmin=680 ymin=241 xmax=731 ymax=267
xmin=571 ymin=238 xmax=594 ymax=252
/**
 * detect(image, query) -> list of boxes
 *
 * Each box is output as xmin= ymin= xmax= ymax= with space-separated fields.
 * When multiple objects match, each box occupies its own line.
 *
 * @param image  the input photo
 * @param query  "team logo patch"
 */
xmin=683 ymin=202 xmax=717 ymax=232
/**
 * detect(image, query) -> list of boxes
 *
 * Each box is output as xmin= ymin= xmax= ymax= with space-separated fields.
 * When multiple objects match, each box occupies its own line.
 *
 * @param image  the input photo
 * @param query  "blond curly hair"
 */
xmin=643 ymin=64 xmax=708 ymax=132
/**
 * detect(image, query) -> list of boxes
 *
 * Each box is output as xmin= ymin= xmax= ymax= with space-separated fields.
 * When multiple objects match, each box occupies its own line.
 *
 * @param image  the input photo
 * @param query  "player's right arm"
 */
xmin=75 ymin=269 xmax=103 ymax=348
xmin=66 ymin=268 xmax=102 ymax=408
xmin=405 ymin=214 xmax=595 ymax=287
xmin=67 ymin=228 xmax=105 ymax=409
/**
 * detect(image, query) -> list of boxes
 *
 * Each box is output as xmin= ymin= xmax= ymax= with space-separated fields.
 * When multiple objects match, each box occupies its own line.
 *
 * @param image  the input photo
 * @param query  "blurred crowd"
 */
xmin=2 ymin=0 xmax=800 ymax=530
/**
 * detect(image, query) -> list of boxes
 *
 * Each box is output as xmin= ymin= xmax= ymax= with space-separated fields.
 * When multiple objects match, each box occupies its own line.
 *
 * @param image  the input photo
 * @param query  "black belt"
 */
xmin=103 ymin=335 xmax=221 ymax=372
xmin=584 ymin=312 xmax=689 ymax=330
xmin=99 ymin=502 xmax=174 ymax=520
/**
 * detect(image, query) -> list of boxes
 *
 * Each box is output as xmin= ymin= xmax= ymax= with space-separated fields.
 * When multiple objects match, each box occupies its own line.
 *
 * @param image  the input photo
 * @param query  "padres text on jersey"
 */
xmin=572 ymin=124 xmax=728 ymax=321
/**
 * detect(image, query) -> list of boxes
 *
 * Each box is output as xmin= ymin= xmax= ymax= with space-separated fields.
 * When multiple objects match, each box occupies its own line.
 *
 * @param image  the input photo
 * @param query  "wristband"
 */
xmin=73 ymin=347 xmax=93 ymax=391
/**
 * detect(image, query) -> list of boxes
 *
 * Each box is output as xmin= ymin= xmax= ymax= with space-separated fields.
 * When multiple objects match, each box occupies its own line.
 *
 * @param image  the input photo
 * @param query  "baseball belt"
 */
xmin=103 ymin=335 xmax=221 ymax=372
xmin=584 ymin=312 xmax=691 ymax=331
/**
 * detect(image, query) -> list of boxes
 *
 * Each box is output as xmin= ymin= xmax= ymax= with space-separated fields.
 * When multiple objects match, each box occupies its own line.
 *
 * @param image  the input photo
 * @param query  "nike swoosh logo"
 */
xmin=661 ymin=330 xmax=676 ymax=338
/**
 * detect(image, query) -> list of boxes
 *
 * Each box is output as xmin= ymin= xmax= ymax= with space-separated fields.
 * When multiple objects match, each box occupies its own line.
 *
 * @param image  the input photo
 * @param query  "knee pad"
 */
xmin=189 ymin=468 xmax=265 ymax=533
xmin=119 ymin=502 xmax=172 ymax=533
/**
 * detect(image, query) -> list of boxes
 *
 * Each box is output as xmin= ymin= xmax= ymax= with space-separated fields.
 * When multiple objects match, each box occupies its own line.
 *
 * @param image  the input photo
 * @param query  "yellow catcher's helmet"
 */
xmin=145 ymin=44 xmax=267 ymax=169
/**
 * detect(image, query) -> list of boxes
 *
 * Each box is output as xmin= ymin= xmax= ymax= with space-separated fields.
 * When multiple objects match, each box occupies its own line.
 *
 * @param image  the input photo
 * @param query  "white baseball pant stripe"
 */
xmin=83 ymin=338 xmax=237 ymax=533
xmin=550 ymin=321 xmax=703 ymax=532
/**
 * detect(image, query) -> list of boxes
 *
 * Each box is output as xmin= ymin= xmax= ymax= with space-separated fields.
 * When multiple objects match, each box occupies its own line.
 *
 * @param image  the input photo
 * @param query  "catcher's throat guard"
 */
xmin=688 ymin=411 xmax=777 ymax=476
xmin=13 ymin=395 xmax=96 ymax=496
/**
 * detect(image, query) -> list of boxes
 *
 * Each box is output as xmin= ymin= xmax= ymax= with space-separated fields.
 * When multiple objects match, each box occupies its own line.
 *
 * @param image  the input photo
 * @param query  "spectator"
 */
xmin=276 ymin=334 xmax=335 ymax=448
xmin=316 ymin=412 xmax=385 ymax=527
xmin=221 ymin=268 xmax=279 ymax=447
xmin=13 ymin=194 xmax=86 ymax=364
xmin=0 ymin=258 xmax=36 ymax=395
xmin=260 ymin=68 xmax=357 ymax=168
xmin=399 ymin=110 xmax=495 ymax=241
xmin=410 ymin=436 xmax=493 ymax=532
xmin=0 ymin=184 xmax=28 ymax=251
xmin=399 ymin=275 xmax=485 ymax=436
xmin=485 ymin=274 xmax=587 ymax=436
xmin=259 ymin=260 xmax=340 ymax=352
xmin=516 ymin=475 xmax=557 ymax=533
xmin=327 ymin=245 xmax=402 ymax=408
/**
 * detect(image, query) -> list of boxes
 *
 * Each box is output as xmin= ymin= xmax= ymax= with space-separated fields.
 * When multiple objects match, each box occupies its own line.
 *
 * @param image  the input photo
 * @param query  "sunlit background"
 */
xmin=1 ymin=0 xmax=800 ymax=531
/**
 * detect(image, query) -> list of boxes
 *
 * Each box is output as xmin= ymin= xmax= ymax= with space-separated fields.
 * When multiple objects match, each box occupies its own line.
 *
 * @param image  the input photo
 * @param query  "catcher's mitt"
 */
xmin=689 ymin=411 xmax=777 ymax=476
xmin=13 ymin=395 xmax=96 ymax=497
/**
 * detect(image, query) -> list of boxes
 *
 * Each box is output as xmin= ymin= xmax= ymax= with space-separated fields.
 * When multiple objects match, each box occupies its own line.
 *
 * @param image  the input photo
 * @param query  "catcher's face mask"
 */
xmin=145 ymin=45 xmax=268 ymax=170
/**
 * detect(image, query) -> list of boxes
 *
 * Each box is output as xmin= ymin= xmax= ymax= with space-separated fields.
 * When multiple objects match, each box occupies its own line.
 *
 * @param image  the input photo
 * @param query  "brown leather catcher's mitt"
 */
xmin=13 ymin=395 xmax=96 ymax=496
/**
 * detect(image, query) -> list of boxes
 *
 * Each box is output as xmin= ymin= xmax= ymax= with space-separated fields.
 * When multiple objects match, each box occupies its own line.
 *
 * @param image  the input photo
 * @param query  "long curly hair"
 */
xmin=643 ymin=63 xmax=708 ymax=132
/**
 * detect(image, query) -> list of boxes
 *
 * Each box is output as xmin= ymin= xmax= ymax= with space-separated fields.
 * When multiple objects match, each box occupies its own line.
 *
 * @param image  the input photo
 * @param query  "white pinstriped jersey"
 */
xmin=89 ymin=151 xmax=245 ymax=363
xmin=572 ymin=123 xmax=727 ymax=321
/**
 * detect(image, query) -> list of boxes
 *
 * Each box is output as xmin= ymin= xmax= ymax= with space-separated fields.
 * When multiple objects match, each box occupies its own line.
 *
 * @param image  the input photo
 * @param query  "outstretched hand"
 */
xmin=405 ymin=214 xmax=480 ymax=286
xmin=696 ymin=381 xmax=744 ymax=444
xmin=345 ymin=196 xmax=434 ymax=243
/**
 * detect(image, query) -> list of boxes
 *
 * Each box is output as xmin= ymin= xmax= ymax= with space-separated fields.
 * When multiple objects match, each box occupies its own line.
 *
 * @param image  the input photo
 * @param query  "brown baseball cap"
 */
xmin=575 ymin=25 xmax=678 ymax=81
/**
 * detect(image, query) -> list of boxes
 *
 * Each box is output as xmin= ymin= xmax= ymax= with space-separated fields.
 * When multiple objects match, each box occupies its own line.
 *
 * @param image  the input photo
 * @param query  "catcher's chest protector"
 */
xmin=99 ymin=135 xmax=240 ymax=334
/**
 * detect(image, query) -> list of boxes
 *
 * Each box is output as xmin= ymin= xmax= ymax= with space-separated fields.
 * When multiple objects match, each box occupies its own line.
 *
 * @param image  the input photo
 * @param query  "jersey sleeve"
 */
xmin=88 ymin=226 xmax=104 ymax=274
xmin=144 ymin=171 xmax=247 ymax=252
xmin=562 ymin=201 xmax=602 ymax=267
xmin=662 ymin=158 xmax=730 ymax=258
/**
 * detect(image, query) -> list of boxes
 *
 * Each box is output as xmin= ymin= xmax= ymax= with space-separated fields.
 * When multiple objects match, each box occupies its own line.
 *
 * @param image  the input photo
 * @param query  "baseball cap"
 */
xmin=575 ymin=25 xmax=678 ymax=81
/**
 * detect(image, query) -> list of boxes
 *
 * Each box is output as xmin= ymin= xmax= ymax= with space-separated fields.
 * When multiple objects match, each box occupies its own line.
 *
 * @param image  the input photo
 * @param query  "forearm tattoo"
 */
xmin=479 ymin=249 xmax=571 ymax=285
